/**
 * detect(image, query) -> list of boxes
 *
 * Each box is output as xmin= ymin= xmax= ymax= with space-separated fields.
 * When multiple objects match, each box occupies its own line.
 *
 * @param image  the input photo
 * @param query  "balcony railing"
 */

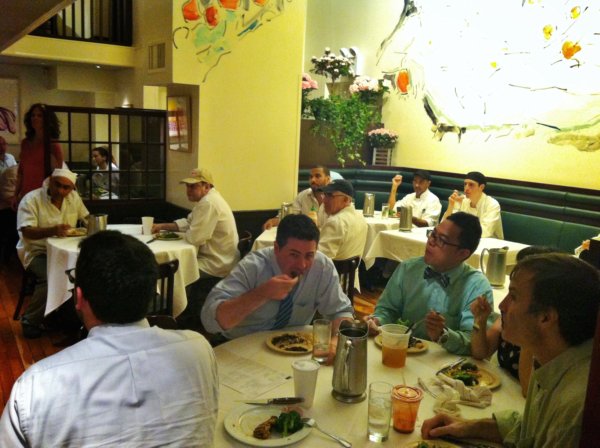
xmin=30 ymin=0 xmax=132 ymax=46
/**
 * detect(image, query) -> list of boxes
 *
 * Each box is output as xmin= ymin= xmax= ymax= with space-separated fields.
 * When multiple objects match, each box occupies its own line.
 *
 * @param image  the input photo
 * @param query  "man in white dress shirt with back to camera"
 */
xmin=0 ymin=230 xmax=219 ymax=447
xmin=442 ymin=171 xmax=503 ymax=239
xmin=152 ymin=167 xmax=239 ymax=329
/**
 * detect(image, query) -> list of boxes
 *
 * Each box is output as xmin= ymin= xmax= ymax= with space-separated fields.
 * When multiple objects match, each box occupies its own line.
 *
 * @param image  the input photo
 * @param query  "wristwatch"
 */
xmin=436 ymin=327 xmax=449 ymax=345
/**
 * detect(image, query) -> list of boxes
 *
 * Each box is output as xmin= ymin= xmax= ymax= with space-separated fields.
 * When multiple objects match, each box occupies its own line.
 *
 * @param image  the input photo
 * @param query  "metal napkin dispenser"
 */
xmin=398 ymin=206 xmax=412 ymax=231
xmin=363 ymin=193 xmax=375 ymax=217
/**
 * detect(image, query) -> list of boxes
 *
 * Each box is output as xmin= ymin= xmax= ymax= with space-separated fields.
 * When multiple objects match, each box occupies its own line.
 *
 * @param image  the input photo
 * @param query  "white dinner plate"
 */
xmin=224 ymin=404 xmax=311 ymax=447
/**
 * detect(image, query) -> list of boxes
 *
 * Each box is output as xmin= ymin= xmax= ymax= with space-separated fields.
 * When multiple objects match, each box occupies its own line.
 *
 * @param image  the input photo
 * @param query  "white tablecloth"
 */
xmin=213 ymin=326 xmax=525 ymax=447
xmin=363 ymin=227 xmax=529 ymax=271
xmin=45 ymin=224 xmax=200 ymax=317
xmin=252 ymin=211 xmax=399 ymax=259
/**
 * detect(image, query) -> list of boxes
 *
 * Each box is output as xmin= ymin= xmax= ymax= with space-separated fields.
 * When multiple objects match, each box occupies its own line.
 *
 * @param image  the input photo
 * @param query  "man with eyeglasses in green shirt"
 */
xmin=365 ymin=212 xmax=493 ymax=355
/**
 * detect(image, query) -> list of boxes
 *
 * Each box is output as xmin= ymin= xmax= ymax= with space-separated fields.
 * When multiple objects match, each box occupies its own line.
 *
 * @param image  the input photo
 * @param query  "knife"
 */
xmin=435 ymin=357 xmax=466 ymax=376
xmin=244 ymin=397 xmax=304 ymax=405
xmin=146 ymin=238 xmax=158 ymax=244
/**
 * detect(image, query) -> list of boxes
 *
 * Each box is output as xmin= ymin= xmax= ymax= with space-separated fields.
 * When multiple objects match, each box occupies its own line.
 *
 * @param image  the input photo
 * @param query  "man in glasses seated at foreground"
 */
xmin=422 ymin=253 xmax=599 ymax=447
xmin=202 ymin=214 xmax=354 ymax=346
xmin=16 ymin=168 xmax=89 ymax=338
xmin=0 ymin=231 xmax=219 ymax=447
xmin=365 ymin=212 xmax=493 ymax=355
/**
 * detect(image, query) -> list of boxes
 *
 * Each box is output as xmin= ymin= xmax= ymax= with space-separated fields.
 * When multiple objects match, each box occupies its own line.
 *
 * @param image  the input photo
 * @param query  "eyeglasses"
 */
xmin=426 ymin=228 xmax=461 ymax=249
xmin=65 ymin=268 xmax=76 ymax=284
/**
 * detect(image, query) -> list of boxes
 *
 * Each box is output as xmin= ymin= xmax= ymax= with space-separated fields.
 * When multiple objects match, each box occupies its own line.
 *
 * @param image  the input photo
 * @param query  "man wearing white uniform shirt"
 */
xmin=318 ymin=179 xmax=368 ymax=260
xmin=263 ymin=165 xmax=330 ymax=230
xmin=387 ymin=169 xmax=442 ymax=227
xmin=0 ymin=231 xmax=219 ymax=447
xmin=442 ymin=171 xmax=503 ymax=239
xmin=16 ymin=168 xmax=89 ymax=338
xmin=152 ymin=168 xmax=239 ymax=329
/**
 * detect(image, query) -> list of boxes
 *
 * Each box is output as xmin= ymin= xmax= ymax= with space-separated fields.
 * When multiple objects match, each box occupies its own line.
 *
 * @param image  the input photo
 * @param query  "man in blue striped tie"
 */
xmin=201 ymin=215 xmax=354 ymax=346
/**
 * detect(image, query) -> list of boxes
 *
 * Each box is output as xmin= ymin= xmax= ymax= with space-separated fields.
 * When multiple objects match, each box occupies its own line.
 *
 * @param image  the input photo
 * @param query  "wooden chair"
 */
xmin=238 ymin=230 xmax=253 ymax=259
xmin=580 ymin=239 xmax=600 ymax=269
xmin=147 ymin=259 xmax=179 ymax=329
xmin=13 ymin=269 xmax=38 ymax=321
xmin=333 ymin=256 xmax=361 ymax=304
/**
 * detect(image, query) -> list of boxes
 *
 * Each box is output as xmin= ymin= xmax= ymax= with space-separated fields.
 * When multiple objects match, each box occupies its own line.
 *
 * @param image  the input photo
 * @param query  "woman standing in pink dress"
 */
xmin=14 ymin=104 xmax=64 ymax=206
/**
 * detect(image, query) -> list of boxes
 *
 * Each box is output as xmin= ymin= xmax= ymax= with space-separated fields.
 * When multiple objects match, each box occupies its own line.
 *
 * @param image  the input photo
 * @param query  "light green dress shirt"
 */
xmin=494 ymin=339 xmax=593 ymax=447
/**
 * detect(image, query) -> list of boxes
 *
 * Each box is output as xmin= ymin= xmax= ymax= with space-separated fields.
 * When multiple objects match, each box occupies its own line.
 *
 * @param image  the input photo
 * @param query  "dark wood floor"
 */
xmin=0 ymin=254 xmax=381 ymax=410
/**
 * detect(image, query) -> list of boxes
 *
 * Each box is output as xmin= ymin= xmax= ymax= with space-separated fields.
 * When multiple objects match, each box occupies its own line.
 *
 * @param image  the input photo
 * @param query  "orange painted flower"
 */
xmin=183 ymin=0 xmax=200 ymax=21
xmin=219 ymin=0 xmax=239 ymax=10
xmin=396 ymin=69 xmax=410 ymax=95
xmin=562 ymin=41 xmax=581 ymax=59
xmin=205 ymin=6 xmax=219 ymax=27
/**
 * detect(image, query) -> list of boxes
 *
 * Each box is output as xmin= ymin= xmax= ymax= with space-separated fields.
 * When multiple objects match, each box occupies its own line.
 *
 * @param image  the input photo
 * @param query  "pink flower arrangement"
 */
xmin=367 ymin=128 xmax=398 ymax=148
xmin=349 ymin=76 xmax=390 ymax=103
xmin=302 ymin=73 xmax=318 ymax=92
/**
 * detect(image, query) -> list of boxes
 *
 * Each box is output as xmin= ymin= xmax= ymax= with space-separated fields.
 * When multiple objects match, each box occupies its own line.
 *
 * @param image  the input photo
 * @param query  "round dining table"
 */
xmin=45 ymin=224 xmax=200 ymax=317
xmin=213 ymin=326 xmax=525 ymax=447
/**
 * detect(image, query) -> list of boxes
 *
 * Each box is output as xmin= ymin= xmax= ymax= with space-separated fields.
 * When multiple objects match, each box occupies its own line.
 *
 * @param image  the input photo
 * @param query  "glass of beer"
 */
xmin=380 ymin=324 xmax=410 ymax=368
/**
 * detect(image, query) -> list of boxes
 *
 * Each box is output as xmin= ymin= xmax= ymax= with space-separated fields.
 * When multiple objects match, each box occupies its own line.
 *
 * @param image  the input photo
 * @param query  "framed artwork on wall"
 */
xmin=0 ymin=78 xmax=20 ymax=144
xmin=167 ymin=96 xmax=191 ymax=152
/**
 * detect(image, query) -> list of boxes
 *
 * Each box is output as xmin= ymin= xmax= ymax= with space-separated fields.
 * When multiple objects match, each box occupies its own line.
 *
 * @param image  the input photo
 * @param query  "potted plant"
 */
xmin=367 ymin=128 xmax=398 ymax=166
xmin=310 ymin=48 xmax=355 ymax=98
xmin=307 ymin=95 xmax=380 ymax=166
xmin=349 ymin=76 xmax=391 ymax=122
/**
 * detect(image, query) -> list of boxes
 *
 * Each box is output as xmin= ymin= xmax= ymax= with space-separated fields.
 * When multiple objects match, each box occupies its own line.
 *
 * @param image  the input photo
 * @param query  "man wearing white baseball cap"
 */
xmin=152 ymin=168 xmax=239 ymax=330
xmin=17 ymin=168 xmax=89 ymax=338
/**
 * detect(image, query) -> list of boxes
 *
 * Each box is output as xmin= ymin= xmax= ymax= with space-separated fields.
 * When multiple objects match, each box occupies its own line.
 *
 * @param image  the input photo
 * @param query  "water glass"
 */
xmin=381 ymin=204 xmax=389 ymax=219
xmin=368 ymin=381 xmax=393 ymax=442
xmin=312 ymin=319 xmax=332 ymax=364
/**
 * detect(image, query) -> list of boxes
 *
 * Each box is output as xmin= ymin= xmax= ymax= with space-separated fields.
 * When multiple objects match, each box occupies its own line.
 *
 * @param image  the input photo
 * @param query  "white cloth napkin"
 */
xmin=428 ymin=374 xmax=493 ymax=416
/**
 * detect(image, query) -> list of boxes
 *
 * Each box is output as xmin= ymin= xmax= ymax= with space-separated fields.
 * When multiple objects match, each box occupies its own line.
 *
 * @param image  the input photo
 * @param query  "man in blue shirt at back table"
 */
xmin=366 ymin=212 xmax=493 ymax=355
xmin=202 ymin=214 xmax=354 ymax=342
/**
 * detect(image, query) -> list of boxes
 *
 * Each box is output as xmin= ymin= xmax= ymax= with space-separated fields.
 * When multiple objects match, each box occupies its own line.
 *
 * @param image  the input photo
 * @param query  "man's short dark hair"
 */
xmin=276 ymin=214 xmax=320 ymax=248
xmin=76 ymin=231 xmax=158 ymax=323
xmin=312 ymin=165 xmax=330 ymax=176
xmin=465 ymin=171 xmax=487 ymax=186
xmin=512 ymin=253 xmax=600 ymax=346
xmin=446 ymin=212 xmax=482 ymax=254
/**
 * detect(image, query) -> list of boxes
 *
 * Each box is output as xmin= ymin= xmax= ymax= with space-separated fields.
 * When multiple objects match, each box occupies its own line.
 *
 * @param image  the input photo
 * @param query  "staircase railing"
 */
xmin=30 ymin=0 xmax=132 ymax=46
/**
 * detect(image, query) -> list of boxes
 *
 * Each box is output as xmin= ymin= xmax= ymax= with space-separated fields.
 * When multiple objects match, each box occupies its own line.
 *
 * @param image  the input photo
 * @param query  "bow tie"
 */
xmin=424 ymin=266 xmax=450 ymax=288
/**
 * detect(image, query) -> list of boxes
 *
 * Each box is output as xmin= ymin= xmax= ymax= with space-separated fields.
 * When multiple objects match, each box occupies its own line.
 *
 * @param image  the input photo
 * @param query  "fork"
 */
xmin=418 ymin=377 xmax=439 ymax=399
xmin=302 ymin=418 xmax=352 ymax=447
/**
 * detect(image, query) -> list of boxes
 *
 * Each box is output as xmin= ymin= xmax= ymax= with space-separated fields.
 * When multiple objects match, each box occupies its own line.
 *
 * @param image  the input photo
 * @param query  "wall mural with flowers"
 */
xmin=173 ymin=0 xmax=294 ymax=82
xmin=377 ymin=0 xmax=600 ymax=151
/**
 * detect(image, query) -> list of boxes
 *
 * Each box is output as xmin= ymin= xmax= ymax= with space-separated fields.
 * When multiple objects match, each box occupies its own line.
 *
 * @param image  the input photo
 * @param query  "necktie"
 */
xmin=272 ymin=284 xmax=298 ymax=330
xmin=424 ymin=266 xmax=450 ymax=288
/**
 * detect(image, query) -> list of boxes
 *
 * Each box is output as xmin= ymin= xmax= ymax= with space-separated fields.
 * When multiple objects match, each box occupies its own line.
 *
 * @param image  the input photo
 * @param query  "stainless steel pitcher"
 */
xmin=332 ymin=320 xmax=368 ymax=403
xmin=363 ymin=193 xmax=375 ymax=217
xmin=87 ymin=213 xmax=108 ymax=236
xmin=398 ymin=206 xmax=413 ymax=231
xmin=480 ymin=246 xmax=509 ymax=287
